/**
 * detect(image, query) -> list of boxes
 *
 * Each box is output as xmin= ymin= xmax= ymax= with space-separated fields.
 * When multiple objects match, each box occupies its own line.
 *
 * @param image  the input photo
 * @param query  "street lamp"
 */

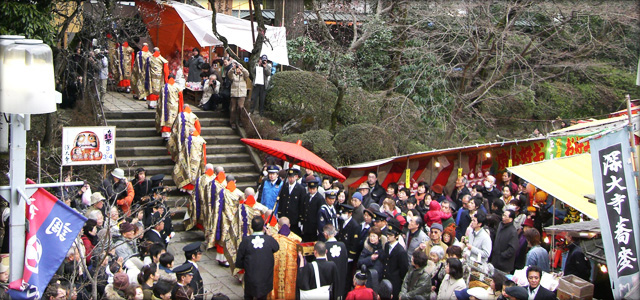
xmin=0 ymin=37 xmax=60 ymax=282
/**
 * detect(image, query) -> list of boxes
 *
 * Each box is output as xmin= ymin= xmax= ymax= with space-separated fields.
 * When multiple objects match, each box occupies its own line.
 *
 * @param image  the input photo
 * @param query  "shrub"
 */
xmin=333 ymin=124 xmax=395 ymax=165
xmin=282 ymin=129 xmax=338 ymax=166
xmin=266 ymin=71 xmax=337 ymax=131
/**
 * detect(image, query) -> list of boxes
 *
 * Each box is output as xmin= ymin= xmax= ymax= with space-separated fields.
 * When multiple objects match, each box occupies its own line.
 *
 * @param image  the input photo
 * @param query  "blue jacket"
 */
xmin=258 ymin=178 xmax=283 ymax=210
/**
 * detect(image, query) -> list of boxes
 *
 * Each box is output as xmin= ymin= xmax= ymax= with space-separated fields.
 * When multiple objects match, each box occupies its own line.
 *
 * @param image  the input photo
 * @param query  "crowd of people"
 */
xmin=0 ymin=161 xmax=598 ymax=300
xmin=30 ymin=39 xmax=599 ymax=300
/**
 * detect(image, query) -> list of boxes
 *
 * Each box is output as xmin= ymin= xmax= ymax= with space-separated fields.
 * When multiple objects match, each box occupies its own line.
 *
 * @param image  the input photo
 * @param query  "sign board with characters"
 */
xmin=61 ymin=126 xmax=116 ymax=166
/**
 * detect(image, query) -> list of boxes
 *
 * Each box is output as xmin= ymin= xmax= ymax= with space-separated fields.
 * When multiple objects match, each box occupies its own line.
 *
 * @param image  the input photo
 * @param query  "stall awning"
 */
xmin=508 ymin=154 xmax=598 ymax=219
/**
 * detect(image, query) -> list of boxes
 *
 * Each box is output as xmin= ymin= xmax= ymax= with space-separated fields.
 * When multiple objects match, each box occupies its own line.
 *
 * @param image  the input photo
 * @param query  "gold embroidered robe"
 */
xmin=268 ymin=234 xmax=300 ymax=300
xmin=205 ymin=176 xmax=227 ymax=249
xmin=156 ymin=83 xmax=182 ymax=132
xmin=149 ymin=53 xmax=168 ymax=95
xmin=133 ymin=49 xmax=152 ymax=98
xmin=172 ymin=134 xmax=206 ymax=190
xmin=185 ymin=173 xmax=215 ymax=231
xmin=221 ymin=186 xmax=244 ymax=273
xmin=168 ymin=111 xmax=199 ymax=161
xmin=115 ymin=44 xmax=134 ymax=81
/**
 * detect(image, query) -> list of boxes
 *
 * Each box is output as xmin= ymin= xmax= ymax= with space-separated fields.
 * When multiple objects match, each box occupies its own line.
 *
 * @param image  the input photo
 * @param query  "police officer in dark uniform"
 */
xmin=380 ymin=220 xmax=408 ymax=300
xmin=172 ymin=264 xmax=195 ymax=300
xmin=277 ymin=168 xmax=306 ymax=237
xmin=374 ymin=211 xmax=389 ymax=236
xmin=181 ymin=242 xmax=204 ymax=300
xmin=337 ymin=204 xmax=360 ymax=262
xmin=318 ymin=190 xmax=339 ymax=242
xmin=300 ymin=179 xmax=324 ymax=242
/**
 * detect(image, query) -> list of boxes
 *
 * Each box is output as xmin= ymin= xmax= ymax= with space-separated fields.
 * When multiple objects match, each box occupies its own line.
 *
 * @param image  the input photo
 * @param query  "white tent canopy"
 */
xmin=170 ymin=1 xmax=290 ymax=65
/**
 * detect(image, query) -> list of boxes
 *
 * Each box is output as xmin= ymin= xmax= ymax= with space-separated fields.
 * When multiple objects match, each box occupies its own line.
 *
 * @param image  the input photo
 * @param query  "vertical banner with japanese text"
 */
xmin=590 ymin=128 xmax=640 ymax=299
xmin=8 ymin=180 xmax=87 ymax=299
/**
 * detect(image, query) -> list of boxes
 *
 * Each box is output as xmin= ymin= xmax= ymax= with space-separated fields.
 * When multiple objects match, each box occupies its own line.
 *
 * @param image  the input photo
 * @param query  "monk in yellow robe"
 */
xmin=172 ymin=126 xmax=206 ymax=192
xmin=132 ymin=43 xmax=152 ymax=100
xmin=269 ymin=217 xmax=301 ymax=300
xmin=185 ymin=163 xmax=215 ymax=231
xmin=167 ymin=105 xmax=201 ymax=161
xmin=148 ymin=47 xmax=169 ymax=109
xmin=227 ymin=188 xmax=269 ymax=277
xmin=156 ymin=76 xmax=184 ymax=141
xmin=115 ymin=41 xmax=134 ymax=90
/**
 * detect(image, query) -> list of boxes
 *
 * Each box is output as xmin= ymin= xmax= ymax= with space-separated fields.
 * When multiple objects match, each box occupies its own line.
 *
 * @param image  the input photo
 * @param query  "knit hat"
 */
xmin=523 ymin=218 xmax=535 ymax=228
xmin=351 ymin=192 xmax=363 ymax=202
xmin=431 ymin=184 xmax=444 ymax=194
xmin=113 ymin=272 xmax=130 ymax=290
xmin=430 ymin=223 xmax=443 ymax=232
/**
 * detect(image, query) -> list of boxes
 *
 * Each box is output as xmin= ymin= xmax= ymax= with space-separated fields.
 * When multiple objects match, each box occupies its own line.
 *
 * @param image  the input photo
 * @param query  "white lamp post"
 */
xmin=0 ymin=37 xmax=60 ymax=282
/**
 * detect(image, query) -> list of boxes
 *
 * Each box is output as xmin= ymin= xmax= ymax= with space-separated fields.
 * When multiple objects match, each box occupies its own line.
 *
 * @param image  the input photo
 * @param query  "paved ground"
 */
xmin=169 ymin=231 xmax=244 ymax=299
xmin=102 ymin=91 xmax=244 ymax=298
xmin=102 ymin=91 xmax=206 ymax=113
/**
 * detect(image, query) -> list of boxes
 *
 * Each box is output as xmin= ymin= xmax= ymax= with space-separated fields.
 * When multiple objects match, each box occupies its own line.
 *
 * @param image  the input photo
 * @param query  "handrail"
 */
xmin=91 ymin=80 xmax=108 ymax=127
xmin=241 ymin=106 xmax=262 ymax=140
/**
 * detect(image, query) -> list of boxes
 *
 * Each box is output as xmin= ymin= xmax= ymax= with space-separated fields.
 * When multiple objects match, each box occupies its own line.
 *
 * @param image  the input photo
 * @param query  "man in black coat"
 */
xmin=563 ymin=236 xmax=592 ymax=281
xmin=143 ymin=212 xmax=167 ymax=248
xmin=297 ymin=241 xmax=340 ymax=300
xmin=526 ymin=266 xmax=556 ymax=300
xmin=300 ymin=179 xmax=324 ymax=242
xmin=236 ymin=216 xmax=280 ymax=300
xmin=181 ymin=242 xmax=205 ymax=300
xmin=337 ymin=204 xmax=360 ymax=262
xmin=323 ymin=224 xmax=349 ymax=298
xmin=491 ymin=209 xmax=519 ymax=274
xmin=365 ymin=171 xmax=387 ymax=206
xmin=380 ymin=220 xmax=408 ymax=300
xmin=277 ymin=169 xmax=306 ymax=237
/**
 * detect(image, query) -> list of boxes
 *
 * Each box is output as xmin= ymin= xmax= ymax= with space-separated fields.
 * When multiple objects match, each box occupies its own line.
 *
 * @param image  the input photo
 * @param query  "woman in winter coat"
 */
xmin=227 ymin=62 xmax=250 ymax=129
xmin=399 ymin=251 xmax=432 ymax=299
xmin=436 ymin=258 xmax=466 ymax=300
xmin=357 ymin=227 xmax=384 ymax=277
xmin=81 ymin=219 xmax=98 ymax=265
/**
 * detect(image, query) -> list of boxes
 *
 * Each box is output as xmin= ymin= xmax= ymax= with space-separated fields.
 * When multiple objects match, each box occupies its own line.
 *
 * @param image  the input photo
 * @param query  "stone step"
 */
xmin=116 ymin=144 xmax=247 ymax=156
xmin=117 ymin=153 xmax=252 ymax=166
xmin=105 ymin=110 xmax=224 ymax=119
xmin=117 ymin=135 xmax=242 ymax=147
xmin=108 ymin=118 xmax=230 ymax=128
xmin=117 ymin=127 xmax=235 ymax=137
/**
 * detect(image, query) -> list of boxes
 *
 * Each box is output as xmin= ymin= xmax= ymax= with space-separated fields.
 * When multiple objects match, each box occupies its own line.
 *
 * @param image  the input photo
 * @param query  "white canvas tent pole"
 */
xmin=626 ymin=94 xmax=640 ymax=204
xmin=181 ymin=1 xmax=186 ymax=68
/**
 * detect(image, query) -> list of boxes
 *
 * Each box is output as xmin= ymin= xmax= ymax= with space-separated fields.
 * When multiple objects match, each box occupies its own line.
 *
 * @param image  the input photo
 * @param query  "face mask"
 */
xmin=263 ymin=171 xmax=268 ymax=176
xmin=484 ymin=181 xmax=492 ymax=189
xmin=341 ymin=213 xmax=349 ymax=220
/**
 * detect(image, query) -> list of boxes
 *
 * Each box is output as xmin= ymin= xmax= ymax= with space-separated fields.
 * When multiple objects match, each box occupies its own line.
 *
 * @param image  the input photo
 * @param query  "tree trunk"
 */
xmin=42 ymin=113 xmax=56 ymax=146
xmin=274 ymin=0 xmax=305 ymax=39
xmin=329 ymin=85 xmax=345 ymax=132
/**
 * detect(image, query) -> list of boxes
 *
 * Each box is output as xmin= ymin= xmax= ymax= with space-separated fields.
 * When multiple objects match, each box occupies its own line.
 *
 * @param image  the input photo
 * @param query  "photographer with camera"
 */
xmin=200 ymin=74 xmax=221 ymax=111
xmin=227 ymin=61 xmax=250 ymax=130
xmin=251 ymin=54 xmax=272 ymax=116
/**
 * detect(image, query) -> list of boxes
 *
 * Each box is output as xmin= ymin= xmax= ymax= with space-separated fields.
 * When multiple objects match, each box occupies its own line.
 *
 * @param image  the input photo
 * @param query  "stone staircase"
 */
xmin=106 ymin=109 xmax=260 ymax=231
